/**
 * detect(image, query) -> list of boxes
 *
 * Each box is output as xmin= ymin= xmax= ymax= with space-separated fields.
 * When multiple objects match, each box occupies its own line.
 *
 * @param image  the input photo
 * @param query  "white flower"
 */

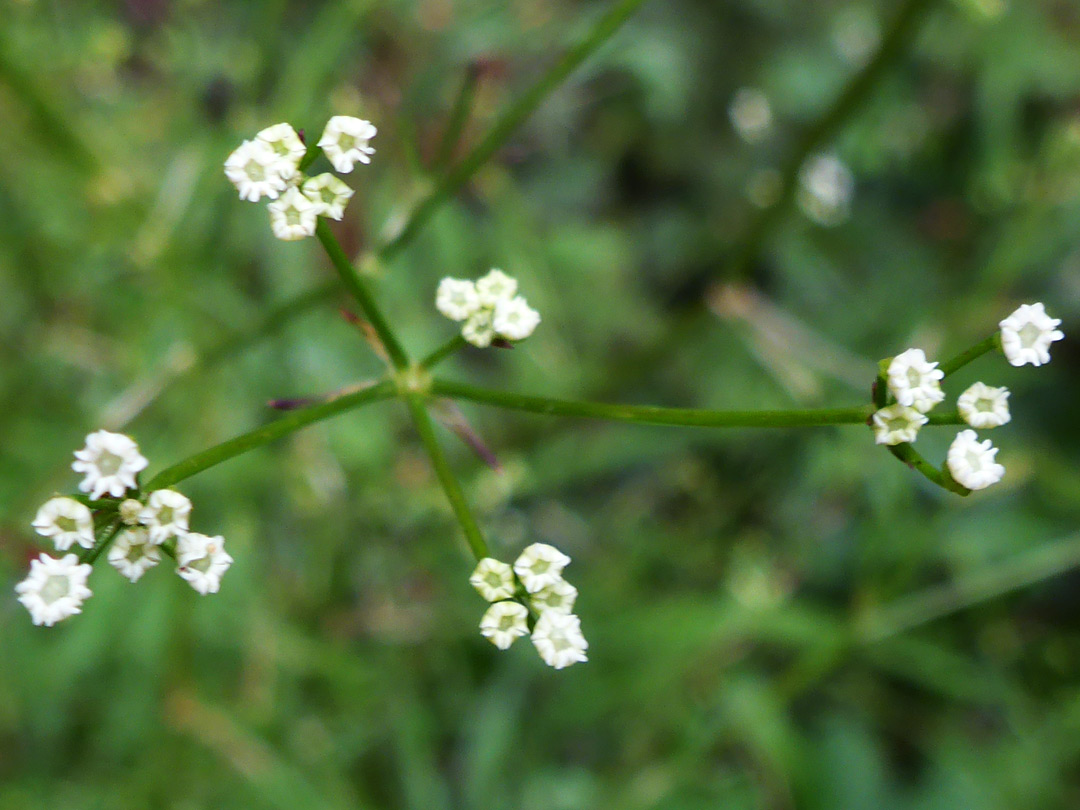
xmin=176 ymin=533 xmax=233 ymax=595
xmin=797 ymin=153 xmax=853 ymax=226
xmin=887 ymin=348 xmax=945 ymax=412
xmin=871 ymin=404 xmax=929 ymax=446
xmin=479 ymin=601 xmax=530 ymax=650
xmin=254 ymin=123 xmax=306 ymax=180
xmin=224 ymin=139 xmax=288 ymax=202
xmin=317 ymin=116 xmax=376 ymax=173
xmin=492 ymin=296 xmax=540 ymax=341
xmin=999 ymin=303 xmax=1064 ymax=367
xmin=436 ymin=278 xmax=481 ymax=322
xmin=140 ymin=489 xmax=192 ymax=545
xmin=119 ymin=498 xmax=144 ymax=525
xmin=268 ymin=186 xmax=318 ymax=241
xmin=957 ymin=382 xmax=1011 ymax=429
xmin=531 ymin=611 xmax=589 ymax=669
xmin=462 ymin=308 xmax=495 ymax=348
xmin=946 ymin=429 xmax=1005 ymax=491
xmin=513 ymin=543 xmax=571 ymax=593
xmin=470 ymin=557 xmax=516 ymax=601
xmin=72 ymin=430 xmax=148 ymax=500
xmin=301 ymin=173 xmax=354 ymax=220
xmin=729 ymin=87 xmax=772 ymax=144
xmin=15 ymin=553 xmax=93 ymax=627
xmin=32 ymin=497 xmax=95 ymax=551
xmin=529 ymin=578 xmax=578 ymax=615
xmin=107 ymin=527 xmax=161 ymax=583
xmin=475 ymin=269 xmax=518 ymax=307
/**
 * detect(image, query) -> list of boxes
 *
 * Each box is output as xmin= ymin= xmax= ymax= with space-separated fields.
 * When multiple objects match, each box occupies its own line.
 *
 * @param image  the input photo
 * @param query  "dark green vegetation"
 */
xmin=2 ymin=0 xmax=1080 ymax=807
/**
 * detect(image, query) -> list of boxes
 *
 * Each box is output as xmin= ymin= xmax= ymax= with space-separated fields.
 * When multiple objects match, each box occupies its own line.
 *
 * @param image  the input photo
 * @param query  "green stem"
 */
xmin=433 ymin=66 xmax=480 ymax=172
xmin=433 ymin=378 xmax=875 ymax=428
xmin=297 ymin=141 xmax=321 ymax=173
xmin=420 ymin=335 xmax=467 ymax=370
xmin=404 ymin=394 xmax=489 ymax=561
xmin=379 ymin=0 xmax=648 ymax=264
xmin=144 ymin=379 xmax=395 ymax=490
xmin=887 ymin=442 xmax=970 ymax=496
xmin=938 ymin=333 xmax=1001 ymax=378
xmin=315 ymin=220 xmax=410 ymax=369
xmin=80 ymin=520 xmax=123 ymax=566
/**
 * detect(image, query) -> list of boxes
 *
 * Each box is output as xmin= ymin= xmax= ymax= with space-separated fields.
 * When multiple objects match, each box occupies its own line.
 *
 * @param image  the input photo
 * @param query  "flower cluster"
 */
xmin=224 ymin=117 xmax=375 ymax=241
xmin=17 ymin=431 xmax=233 ymax=626
xmin=469 ymin=543 xmax=588 ymax=670
xmin=870 ymin=303 xmax=1065 ymax=492
xmin=436 ymin=269 xmax=541 ymax=348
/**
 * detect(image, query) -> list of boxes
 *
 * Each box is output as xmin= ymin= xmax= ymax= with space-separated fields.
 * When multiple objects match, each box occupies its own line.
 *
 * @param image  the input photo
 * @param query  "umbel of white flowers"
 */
xmin=470 ymin=543 xmax=588 ymax=670
xmin=224 ymin=117 xmax=372 ymax=241
xmin=17 ymin=430 xmax=234 ymax=627
xmin=436 ymin=269 xmax=541 ymax=348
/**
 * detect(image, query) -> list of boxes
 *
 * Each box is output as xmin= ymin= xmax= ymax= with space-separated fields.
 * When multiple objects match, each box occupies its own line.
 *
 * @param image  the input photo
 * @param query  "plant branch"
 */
xmin=433 ymin=65 xmax=480 ymax=172
xmin=938 ymin=333 xmax=1001 ymax=377
xmin=887 ymin=442 xmax=969 ymax=496
xmin=420 ymin=335 xmax=468 ymax=370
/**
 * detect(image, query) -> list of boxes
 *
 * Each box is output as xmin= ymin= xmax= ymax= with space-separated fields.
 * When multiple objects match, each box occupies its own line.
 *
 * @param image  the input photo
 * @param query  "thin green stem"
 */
xmin=298 ymin=141 xmax=322 ymax=173
xmin=404 ymin=394 xmax=489 ymax=561
xmin=433 ymin=66 xmax=480 ymax=172
xmin=379 ymin=0 xmax=648 ymax=264
xmin=80 ymin=520 xmax=123 ymax=566
xmin=420 ymin=335 xmax=467 ymax=370
xmin=433 ymin=378 xmax=875 ymax=428
xmin=938 ymin=333 xmax=1001 ymax=377
xmin=144 ymin=379 xmax=395 ymax=490
xmin=315 ymin=220 xmax=410 ymax=369
xmin=887 ymin=442 xmax=970 ymax=496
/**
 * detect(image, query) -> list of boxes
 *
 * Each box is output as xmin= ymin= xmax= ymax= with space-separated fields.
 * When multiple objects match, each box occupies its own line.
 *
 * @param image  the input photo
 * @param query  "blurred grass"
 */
xmin=2 ymin=0 xmax=1080 ymax=808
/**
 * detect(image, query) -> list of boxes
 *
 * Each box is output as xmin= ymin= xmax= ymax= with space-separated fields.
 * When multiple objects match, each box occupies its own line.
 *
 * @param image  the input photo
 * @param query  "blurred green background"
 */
xmin=2 ymin=0 xmax=1080 ymax=807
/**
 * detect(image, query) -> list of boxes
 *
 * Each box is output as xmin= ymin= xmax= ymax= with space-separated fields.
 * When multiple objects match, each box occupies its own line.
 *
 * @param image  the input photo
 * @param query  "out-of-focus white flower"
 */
xmin=871 ymin=404 xmax=928 ymax=446
xmin=139 ymin=489 xmax=192 ymax=545
xmin=254 ymin=123 xmax=306 ymax=180
xmin=176 ymin=533 xmax=233 ymax=595
xmin=108 ymin=527 xmax=161 ymax=583
xmin=729 ymin=87 xmax=773 ymax=144
xmin=492 ymin=296 xmax=541 ymax=341
xmin=479 ymin=600 xmax=530 ymax=650
xmin=436 ymin=278 xmax=481 ymax=322
xmin=302 ymin=173 xmax=354 ymax=220
xmin=268 ymin=186 xmax=318 ymax=241
xmin=529 ymin=578 xmax=578 ymax=615
xmin=318 ymin=116 xmax=376 ymax=173
xmin=15 ymin=553 xmax=93 ymax=627
xmin=531 ymin=611 xmax=588 ymax=669
xmin=224 ymin=139 xmax=288 ymax=202
xmin=947 ymin=429 xmax=1005 ymax=491
xmin=32 ymin=497 xmax=95 ymax=551
xmin=999 ymin=303 xmax=1064 ymax=367
xmin=797 ymin=153 xmax=854 ymax=226
xmin=462 ymin=309 xmax=495 ymax=348
xmin=470 ymin=557 xmax=516 ymax=602
xmin=887 ymin=348 xmax=945 ymax=412
xmin=119 ymin=498 xmax=144 ymax=526
xmin=475 ymin=269 xmax=518 ymax=307
xmin=72 ymin=430 xmax=148 ymax=500
xmin=514 ymin=543 xmax=571 ymax=593
xmin=957 ymin=382 xmax=1011 ymax=429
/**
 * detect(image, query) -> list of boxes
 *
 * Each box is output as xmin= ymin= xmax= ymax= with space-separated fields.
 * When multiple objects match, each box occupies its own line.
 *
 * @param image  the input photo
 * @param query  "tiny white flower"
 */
xmin=107 ymin=527 xmax=161 ymax=583
xmin=871 ymin=404 xmax=929 ymax=446
xmin=140 ymin=489 xmax=192 ymax=545
xmin=479 ymin=600 xmax=530 ymax=650
xmin=475 ymin=269 xmax=518 ymax=307
xmin=513 ymin=542 xmax=571 ymax=594
xmin=119 ymin=498 xmax=144 ymax=526
xmin=531 ymin=611 xmax=589 ymax=670
xmin=470 ymin=557 xmax=516 ymax=601
xmin=268 ymin=186 xmax=318 ymax=241
xmin=729 ymin=87 xmax=772 ymax=144
xmin=317 ymin=115 xmax=377 ymax=173
xmin=436 ymin=278 xmax=481 ymax=322
xmin=492 ymin=295 xmax=541 ymax=342
xmin=301 ymin=173 xmax=354 ymax=220
xmin=529 ymin=578 xmax=578 ymax=615
xmin=15 ymin=553 xmax=93 ymax=627
xmin=32 ymin=497 xmax=95 ymax=551
xmin=797 ymin=153 xmax=854 ymax=227
xmin=176 ymin=533 xmax=233 ymax=595
xmin=947 ymin=429 xmax=1005 ymax=491
xmin=999 ymin=303 xmax=1064 ymax=367
xmin=254 ymin=123 xmax=306 ymax=180
xmin=462 ymin=308 xmax=495 ymax=348
xmin=224 ymin=139 xmax=288 ymax=202
xmin=957 ymin=382 xmax=1011 ymax=429
xmin=72 ymin=430 xmax=149 ymax=500
xmin=887 ymin=348 xmax=946 ymax=412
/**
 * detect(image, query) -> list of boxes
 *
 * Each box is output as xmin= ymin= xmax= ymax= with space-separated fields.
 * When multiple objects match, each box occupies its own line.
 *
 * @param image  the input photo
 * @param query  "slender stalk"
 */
xmin=938 ymin=333 xmax=1000 ymax=377
xmin=80 ymin=520 xmax=123 ymax=566
xmin=404 ymin=394 xmax=489 ymax=561
xmin=887 ymin=442 xmax=969 ymax=496
xmin=433 ymin=378 xmax=875 ymax=428
xmin=420 ymin=335 xmax=467 ymax=370
xmin=433 ymin=66 xmax=480 ymax=172
xmin=144 ymin=379 xmax=395 ymax=490
xmin=297 ymin=140 xmax=322 ymax=173
xmin=316 ymin=220 xmax=410 ymax=369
